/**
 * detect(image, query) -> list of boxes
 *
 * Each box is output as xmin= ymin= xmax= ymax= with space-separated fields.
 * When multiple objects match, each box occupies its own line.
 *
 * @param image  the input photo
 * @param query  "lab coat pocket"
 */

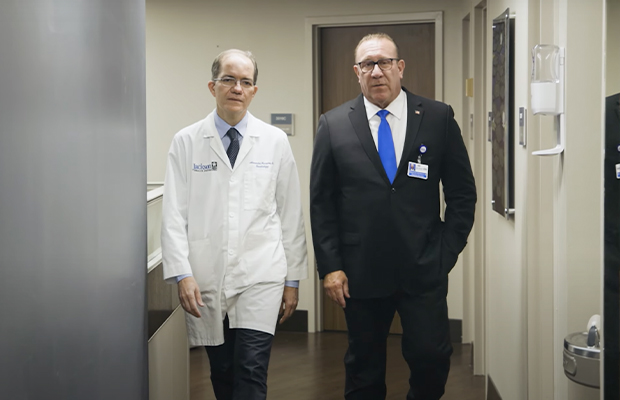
xmin=242 ymin=228 xmax=287 ymax=283
xmin=243 ymin=171 xmax=276 ymax=212
xmin=187 ymin=238 xmax=218 ymax=295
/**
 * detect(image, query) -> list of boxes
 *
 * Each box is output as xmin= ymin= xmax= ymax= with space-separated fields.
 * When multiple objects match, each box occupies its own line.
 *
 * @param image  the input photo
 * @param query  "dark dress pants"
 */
xmin=604 ymin=233 xmax=620 ymax=400
xmin=205 ymin=316 xmax=274 ymax=400
xmin=343 ymin=281 xmax=452 ymax=400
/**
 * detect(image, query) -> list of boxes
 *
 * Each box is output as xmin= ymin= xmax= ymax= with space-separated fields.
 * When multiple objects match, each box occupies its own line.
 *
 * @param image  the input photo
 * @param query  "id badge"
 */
xmin=407 ymin=162 xmax=428 ymax=180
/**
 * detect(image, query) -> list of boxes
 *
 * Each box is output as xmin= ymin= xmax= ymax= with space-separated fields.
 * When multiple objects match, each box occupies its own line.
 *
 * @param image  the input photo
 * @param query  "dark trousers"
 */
xmin=343 ymin=282 xmax=452 ymax=400
xmin=604 ymin=236 xmax=620 ymax=400
xmin=205 ymin=316 xmax=274 ymax=400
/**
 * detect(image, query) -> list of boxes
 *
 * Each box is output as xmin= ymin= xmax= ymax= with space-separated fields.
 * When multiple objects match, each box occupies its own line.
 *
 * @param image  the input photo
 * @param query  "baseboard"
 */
xmin=276 ymin=310 xmax=308 ymax=332
xmin=487 ymin=375 xmax=502 ymax=400
xmin=450 ymin=319 xmax=462 ymax=343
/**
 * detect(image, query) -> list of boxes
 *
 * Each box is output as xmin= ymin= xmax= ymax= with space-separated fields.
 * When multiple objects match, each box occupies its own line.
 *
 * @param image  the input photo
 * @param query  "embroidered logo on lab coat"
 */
xmin=193 ymin=162 xmax=218 ymax=172
xmin=249 ymin=161 xmax=273 ymax=170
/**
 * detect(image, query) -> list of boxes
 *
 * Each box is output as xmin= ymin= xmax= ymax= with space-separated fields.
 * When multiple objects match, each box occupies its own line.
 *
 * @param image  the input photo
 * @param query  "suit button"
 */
xmin=391 ymin=188 xmax=396 ymax=193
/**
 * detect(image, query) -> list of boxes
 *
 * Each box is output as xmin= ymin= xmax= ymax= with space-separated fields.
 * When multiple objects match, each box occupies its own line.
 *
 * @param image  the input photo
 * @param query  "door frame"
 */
xmin=305 ymin=12 xmax=444 ymax=332
xmin=472 ymin=0 xmax=487 ymax=376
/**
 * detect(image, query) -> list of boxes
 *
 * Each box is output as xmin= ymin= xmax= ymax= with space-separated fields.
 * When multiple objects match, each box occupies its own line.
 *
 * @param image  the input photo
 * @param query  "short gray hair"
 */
xmin=354 ymin=33 xmax=400 ymax=62
xmin=211 ymin=49 xmax=258 ymax=84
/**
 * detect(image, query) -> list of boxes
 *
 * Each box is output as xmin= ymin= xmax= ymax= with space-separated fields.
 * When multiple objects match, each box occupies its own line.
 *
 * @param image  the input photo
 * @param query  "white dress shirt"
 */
xmin=363 ymin=89 xmax=408 ymax=166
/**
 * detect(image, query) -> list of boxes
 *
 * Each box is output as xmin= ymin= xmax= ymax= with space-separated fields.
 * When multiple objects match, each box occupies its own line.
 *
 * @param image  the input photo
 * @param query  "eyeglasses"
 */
xmin=213 ymin=77 xmax=254 ymax=89
xmin=356 ymin=58 xmax=400 ymax=73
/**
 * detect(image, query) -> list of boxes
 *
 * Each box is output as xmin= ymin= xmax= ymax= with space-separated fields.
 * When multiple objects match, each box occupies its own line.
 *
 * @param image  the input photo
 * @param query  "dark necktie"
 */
xmin=226 ymin=127 xmax=240 ymax=167
xmin=377 ymin=110 xmax=397 ymax=183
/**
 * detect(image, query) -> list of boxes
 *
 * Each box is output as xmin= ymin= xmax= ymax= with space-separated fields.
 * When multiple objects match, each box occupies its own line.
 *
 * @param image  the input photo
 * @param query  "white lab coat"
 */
xmin=161 ymin=111 xmax=308 ymax=346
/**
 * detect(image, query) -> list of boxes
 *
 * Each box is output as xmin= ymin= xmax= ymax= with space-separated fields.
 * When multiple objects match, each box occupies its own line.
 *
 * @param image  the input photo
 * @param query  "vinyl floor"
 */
xmin=190 ymin=331 xmax=485 ymax=400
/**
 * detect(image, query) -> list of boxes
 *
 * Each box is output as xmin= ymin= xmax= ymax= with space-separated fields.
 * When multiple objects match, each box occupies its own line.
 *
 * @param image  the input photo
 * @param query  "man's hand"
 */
xmin=177 ymin=276 xmax=204 ymax=318
xmin=279 ymin=286 xmax=299 ymax=324
xmin=323 ymin=270 xmax=350 ymax=308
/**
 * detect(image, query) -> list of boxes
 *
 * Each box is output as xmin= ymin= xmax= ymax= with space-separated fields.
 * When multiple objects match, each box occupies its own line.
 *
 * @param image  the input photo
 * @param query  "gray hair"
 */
xmin=354 ymin=33 xmax=400 ymax=62
xmin=211 ymin=49 xmax=258 ymax=84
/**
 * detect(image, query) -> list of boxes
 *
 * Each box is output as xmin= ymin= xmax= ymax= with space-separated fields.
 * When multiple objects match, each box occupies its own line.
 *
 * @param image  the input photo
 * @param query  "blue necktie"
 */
xmin=377 ymin=110 xmax=397 ymax=183
xmin=226 ymin=127 xmax=240 ymax=167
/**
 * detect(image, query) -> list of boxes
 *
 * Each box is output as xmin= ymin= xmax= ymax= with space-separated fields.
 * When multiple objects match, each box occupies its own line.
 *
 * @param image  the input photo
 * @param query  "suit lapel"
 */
xmin=399 ymin=90 xmax=424 ymax=175
xmin=348 ymin=95 xmax=390 ymax=184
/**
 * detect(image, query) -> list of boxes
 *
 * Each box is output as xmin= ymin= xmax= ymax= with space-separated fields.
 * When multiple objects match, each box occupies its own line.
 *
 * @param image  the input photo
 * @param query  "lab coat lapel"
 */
xmin=201 ymin=113 xmax=231 ymax=169
xmin=233 ymin=112 xmax=256 ymax=169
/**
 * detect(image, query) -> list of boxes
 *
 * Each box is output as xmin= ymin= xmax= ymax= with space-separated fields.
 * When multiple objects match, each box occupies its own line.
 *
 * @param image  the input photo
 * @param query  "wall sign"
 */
xmin=271 ymin=113 xmax=294 ymax=136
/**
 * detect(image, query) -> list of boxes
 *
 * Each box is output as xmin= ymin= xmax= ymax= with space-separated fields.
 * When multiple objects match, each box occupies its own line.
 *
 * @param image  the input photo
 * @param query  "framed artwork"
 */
xmin=491 ymin=8 xmax=515 ymax=218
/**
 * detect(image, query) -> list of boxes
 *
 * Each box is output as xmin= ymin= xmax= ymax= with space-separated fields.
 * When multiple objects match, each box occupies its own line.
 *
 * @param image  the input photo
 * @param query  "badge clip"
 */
xmin=417 ymin=144 xmax=427 ymax=163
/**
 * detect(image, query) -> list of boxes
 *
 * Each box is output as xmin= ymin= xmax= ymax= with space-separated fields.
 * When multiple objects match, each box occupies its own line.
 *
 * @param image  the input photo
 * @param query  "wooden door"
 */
xmin=319 ymin=23 xmax=436 ymax=333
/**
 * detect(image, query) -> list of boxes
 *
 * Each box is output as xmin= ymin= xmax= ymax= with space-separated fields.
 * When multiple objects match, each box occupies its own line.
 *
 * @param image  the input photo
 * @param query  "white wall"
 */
xmin=146 ymin=0 xmax=468 ymax=330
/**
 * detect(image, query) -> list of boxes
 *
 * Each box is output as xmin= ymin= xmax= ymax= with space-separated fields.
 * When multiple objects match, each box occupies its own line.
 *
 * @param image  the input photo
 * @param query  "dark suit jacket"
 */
xmin=310 ymin=88 xmax=477 ymax=298
xmin=604 ymin=93 xmax=620 ymax=395
xmin=605 ymin=93 xmax=620 ymax=241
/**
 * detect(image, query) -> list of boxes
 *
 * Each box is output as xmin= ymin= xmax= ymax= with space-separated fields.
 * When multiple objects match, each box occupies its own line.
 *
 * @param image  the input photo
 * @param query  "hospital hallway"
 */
xmin=190 ymin=331 xmax=485 ymax=400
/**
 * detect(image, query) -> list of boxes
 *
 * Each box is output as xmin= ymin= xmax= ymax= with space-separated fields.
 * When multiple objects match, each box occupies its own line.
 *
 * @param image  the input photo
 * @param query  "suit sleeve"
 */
xmin=441 ymin=106 xmax=477 ymax=254
xmin=310 ymin=114 xmax=343 ymax=279
xmin=275 ymin=136 xmax=308 ymax=281
xmin=161 ymin=135 xmax=193 ymax=283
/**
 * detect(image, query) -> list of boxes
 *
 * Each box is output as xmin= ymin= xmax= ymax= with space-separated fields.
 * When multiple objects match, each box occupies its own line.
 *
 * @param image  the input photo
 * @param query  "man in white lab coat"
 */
xmin=161 ymin=49 xmax=308 ymax=400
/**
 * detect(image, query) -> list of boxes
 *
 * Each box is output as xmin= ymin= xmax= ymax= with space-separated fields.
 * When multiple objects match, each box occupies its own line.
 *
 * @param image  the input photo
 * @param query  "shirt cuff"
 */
xmin=176 ymin=274 xmax=192 ymax=283
xmin=285 ymin=280 xmax=299 ymax=288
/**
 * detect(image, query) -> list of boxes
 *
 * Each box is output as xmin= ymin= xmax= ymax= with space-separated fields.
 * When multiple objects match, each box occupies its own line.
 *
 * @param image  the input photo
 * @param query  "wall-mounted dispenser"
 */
xmin=530 ymin=44 xmax=566 ymax=155
xmin=531 ymin=45 xmax=563 ymax=115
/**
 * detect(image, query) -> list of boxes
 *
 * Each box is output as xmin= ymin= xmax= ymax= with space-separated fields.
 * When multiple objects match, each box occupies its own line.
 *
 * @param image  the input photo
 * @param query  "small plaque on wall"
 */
xmin=271 ymin=113 xmax=294 ymax=136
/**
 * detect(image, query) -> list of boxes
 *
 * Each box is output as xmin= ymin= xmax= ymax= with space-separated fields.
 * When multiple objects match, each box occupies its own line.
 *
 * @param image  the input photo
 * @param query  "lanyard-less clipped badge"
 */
xmin=408 ymin=144 xmax=429 ymax=180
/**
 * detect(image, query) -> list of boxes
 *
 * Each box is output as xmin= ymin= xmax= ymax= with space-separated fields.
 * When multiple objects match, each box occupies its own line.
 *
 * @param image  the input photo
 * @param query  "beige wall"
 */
xmin=564 ymin=0 xmax=604 ymax=398
xmin=482 ymin=1 xmax=529 ymax=398
xmin=609 ymin=0 xmax=620 ymax=95
xmin=146 ymin=0 xmax=468 ymax=329
xmin=525 ymin=1 xmax=556 ymax=398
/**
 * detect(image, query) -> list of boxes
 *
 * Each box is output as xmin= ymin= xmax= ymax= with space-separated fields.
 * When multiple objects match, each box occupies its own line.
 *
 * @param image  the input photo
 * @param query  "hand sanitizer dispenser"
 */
xmin=531 ymin=45 xmax=564 ymax=115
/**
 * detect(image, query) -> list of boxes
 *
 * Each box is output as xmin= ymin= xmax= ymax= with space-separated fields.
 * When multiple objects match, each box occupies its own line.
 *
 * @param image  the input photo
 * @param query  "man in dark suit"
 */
xmin=604 ymin=92 xmax=620 ymax=400
xmin=310 ymin=33 xmax=476 ymax=400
